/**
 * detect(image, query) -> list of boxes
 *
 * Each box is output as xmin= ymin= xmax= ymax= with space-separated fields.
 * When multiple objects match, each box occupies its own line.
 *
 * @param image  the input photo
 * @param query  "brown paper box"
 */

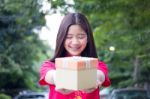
xmin=55 ymin=57 xmax=98 ymax=90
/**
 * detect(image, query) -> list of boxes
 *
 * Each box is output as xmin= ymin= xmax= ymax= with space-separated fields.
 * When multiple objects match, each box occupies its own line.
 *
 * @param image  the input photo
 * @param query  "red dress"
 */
xmin=39 ymin=60 xmax=111 ymax=99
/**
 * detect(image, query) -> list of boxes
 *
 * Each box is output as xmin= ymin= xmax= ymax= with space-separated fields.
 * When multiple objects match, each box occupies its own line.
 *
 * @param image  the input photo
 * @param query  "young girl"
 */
xmin=39 ymin=13 xmax=111 ymax=99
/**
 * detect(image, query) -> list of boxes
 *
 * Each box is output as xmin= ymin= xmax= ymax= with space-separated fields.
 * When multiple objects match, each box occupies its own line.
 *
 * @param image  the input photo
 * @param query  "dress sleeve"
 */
xmin=97 ymin=61 xmax=111 ymax=87
xmin=39 ymin=60 xmax=55 ymax=85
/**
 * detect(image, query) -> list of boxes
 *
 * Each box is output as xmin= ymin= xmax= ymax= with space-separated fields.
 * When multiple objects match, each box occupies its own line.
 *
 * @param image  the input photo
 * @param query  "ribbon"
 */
xmin=62 ymin=56 xmax=94 ymax=69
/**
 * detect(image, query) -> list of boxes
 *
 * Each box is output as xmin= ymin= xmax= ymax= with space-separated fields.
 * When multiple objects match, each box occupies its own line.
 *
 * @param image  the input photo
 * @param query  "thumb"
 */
xmin=97 ymin=70 xmax=105 ymax=86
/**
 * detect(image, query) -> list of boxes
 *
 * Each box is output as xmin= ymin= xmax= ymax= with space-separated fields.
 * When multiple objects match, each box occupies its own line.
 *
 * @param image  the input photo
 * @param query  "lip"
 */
xmin=69 ymin=46 xmax=81 ymax=51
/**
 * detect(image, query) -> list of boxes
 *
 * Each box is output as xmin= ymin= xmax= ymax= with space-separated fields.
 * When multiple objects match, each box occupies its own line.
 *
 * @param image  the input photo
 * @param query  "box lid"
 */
xmin=55 ymin=56 xmax=98 ymax=70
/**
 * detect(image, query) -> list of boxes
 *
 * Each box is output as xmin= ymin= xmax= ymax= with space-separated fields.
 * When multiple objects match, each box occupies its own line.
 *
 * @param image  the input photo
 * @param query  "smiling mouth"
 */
xmin=70 ymin=46 xmax=81 ymax=51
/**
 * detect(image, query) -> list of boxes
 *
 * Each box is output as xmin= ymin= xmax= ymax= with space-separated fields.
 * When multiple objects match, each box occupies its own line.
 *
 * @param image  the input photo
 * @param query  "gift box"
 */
xmin=55 ymin=56 xmax=98 ymax=90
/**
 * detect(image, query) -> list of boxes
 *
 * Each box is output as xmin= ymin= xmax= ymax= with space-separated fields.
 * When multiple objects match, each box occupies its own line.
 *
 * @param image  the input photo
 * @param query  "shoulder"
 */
xmin=42 ymin=60 xmax=54 ymax=65
xmin=97 ymin=60 xmax=108 ymax=73
xmin=41 ymin=60 xmax=55 ymax=69
xmin=98 ymin=60 xmax=107 ymax=67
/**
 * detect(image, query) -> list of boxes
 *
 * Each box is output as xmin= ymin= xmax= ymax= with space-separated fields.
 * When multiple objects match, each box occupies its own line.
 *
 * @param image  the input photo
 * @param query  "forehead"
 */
xmin=67 ymin=24 xmax=85 ymax=34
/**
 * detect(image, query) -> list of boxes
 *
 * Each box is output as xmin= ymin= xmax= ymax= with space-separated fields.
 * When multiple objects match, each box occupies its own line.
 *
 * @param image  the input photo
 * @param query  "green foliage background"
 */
xmin=0 ymin=0 xmax=150 ymax=97
xmin=49 ymin=0 xmax=150 ymax=88
xmin=0 ymin=0 xmax=51 ymax=95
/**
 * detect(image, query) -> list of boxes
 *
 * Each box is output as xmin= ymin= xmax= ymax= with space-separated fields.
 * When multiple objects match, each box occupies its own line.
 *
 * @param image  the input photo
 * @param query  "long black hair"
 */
xmin=51 ymin=13 xmax=97 ymax=62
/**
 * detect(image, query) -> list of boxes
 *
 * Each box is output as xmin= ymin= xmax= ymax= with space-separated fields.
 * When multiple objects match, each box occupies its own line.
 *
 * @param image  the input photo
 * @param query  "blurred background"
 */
xmin=0 ymin=0 xmax=150 ymax=99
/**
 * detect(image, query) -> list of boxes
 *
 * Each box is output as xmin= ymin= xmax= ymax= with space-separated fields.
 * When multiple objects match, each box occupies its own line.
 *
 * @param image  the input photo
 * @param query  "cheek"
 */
xmin=64 ymin=40 xmax=70 ymax=48
xmin=64 ymin=40 xmax=67 ymax=48
xmin=81 ymin=39 xmax=88 ymax=48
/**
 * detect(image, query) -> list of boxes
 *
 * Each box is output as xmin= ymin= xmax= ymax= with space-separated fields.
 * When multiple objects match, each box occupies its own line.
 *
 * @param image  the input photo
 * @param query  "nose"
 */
xmin=71 ymin=37 xmax=80 ymax=45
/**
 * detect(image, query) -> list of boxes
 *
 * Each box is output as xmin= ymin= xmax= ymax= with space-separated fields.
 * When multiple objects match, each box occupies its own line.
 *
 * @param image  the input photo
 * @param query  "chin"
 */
xmin=72 ymin=55 xmax=80 ymax=56
xmin=70 ymin=53 xmax=81 ymax=56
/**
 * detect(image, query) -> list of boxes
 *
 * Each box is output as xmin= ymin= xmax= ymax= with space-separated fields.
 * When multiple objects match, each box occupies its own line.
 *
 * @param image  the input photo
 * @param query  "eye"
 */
xmin=77 ymin=34 xmax=87 ymax=39
xmin=66 ymin=35 xmax=73 ymax=39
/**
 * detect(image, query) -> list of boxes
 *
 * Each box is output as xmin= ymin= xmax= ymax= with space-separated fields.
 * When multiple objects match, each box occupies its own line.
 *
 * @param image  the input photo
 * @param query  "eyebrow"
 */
xmin=67 ymin=32 xmax=86 ymax=35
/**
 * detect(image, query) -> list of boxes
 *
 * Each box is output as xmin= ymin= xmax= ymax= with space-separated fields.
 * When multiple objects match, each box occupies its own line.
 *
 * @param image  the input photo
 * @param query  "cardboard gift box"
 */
xmin=55 ymin=56 xmax=98 ymax=90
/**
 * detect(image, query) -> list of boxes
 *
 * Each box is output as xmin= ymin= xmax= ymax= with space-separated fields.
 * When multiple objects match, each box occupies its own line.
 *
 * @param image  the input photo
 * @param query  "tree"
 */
xmin=73 ymin=0 xmax=150 ymax=88
xmin=48 ymin=0 xmax=150 ymax=88
xmin=0 ymin=0 xmax=49 ymax=92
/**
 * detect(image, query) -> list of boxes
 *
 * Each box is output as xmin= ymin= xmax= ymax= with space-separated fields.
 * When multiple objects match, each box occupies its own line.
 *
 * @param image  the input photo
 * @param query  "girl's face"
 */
xmin=64 ymin=25 xmax=87 ymax=56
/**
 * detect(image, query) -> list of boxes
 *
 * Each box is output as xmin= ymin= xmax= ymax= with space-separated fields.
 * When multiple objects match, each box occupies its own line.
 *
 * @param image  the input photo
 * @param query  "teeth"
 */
xmin=71 ymin=48 xmax=78 ymax=50
xmin=70 ymin=47 xmax=79 ymax=51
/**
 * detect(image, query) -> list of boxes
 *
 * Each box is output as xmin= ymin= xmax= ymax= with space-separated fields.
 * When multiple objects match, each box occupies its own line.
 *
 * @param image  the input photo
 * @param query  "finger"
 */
xmin=97 ymin=80 xmax=103 ymax=87
xmin=56 ymin=88 xmax=74 ymax=94
xmin=82 ymin=87 xmax=97 ymax=93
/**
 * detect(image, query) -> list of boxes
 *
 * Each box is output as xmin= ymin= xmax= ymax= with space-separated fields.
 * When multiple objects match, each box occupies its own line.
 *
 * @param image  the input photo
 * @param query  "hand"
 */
xmin=55 ymin=88 xmax=74 ymax=94
xmin=81 ymin=70 xmax=105 ymax=93
xmin=82 ymin=87 xmax=97 ymax=93
xmin=45 ymin=70 xmax=56 ymax=85
xmin=97 ymin=70 xmax=105 ymax=86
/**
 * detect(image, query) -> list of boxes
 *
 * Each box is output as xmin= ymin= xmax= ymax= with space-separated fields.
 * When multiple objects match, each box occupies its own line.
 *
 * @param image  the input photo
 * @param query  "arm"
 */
xmin=82 ymin=61 xmax=111 ymax=93
xmin=97 ymin=61 xmax=111 ymax=87
xmin=39 ymin=60 xmax=74 ymax=94
xmin=45 ymin=70 xmax=56 ymax=85
xmin=39 ymin=60 xmax=56 ymax=85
